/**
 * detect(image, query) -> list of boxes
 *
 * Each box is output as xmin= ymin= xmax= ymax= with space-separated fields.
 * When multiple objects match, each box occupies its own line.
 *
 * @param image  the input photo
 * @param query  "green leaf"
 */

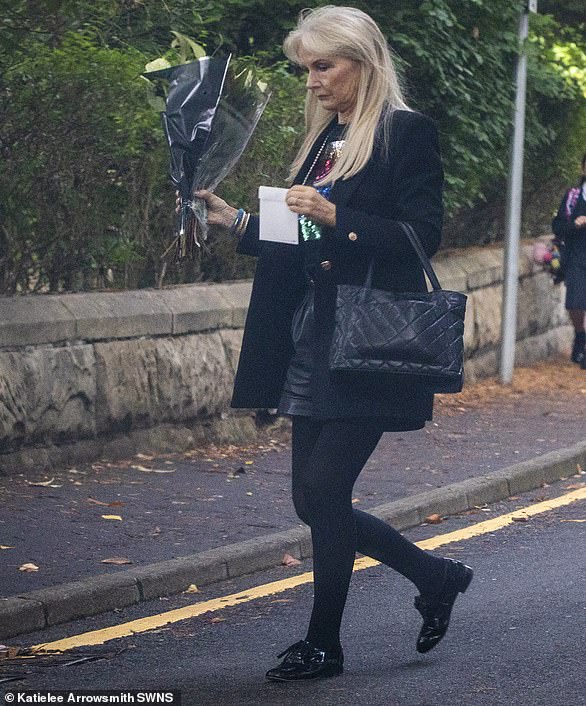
xmin=144 ymin=58 xmax=171 ymax=73
xmin=170 ymin=31 xmax=206 ymax=63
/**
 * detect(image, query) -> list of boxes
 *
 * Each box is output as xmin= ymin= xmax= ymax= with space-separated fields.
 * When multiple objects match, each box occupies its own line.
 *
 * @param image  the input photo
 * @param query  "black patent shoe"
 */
xmin=415 ymin=558 xmax=474 ymax=654
xmin=265 ymin=640 xmax=344 ymax=682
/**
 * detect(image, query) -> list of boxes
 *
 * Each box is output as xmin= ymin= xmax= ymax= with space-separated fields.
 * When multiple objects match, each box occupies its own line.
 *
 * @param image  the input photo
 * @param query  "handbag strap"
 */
xmin=398 ymin=222 xmax=443 ymax=291
xmin=364 ymin=222 xmax=443 ymax=292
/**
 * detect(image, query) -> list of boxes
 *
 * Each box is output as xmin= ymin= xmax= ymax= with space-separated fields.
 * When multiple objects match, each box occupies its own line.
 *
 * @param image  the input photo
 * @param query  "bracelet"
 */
xmin=235 ymin=211 xmax=250 ymax=239
xmin=229 ymin=208 xmax=246 ymax=237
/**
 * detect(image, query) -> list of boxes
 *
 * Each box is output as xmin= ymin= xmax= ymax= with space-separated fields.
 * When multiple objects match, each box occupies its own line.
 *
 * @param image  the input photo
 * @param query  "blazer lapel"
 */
xmin=329 ymin=167 xmax=369 ymax=207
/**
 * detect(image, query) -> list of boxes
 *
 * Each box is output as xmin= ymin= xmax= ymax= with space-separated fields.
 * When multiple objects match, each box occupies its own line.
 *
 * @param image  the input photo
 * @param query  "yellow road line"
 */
xmin=34 ymin=487 xmax=586 ymax=653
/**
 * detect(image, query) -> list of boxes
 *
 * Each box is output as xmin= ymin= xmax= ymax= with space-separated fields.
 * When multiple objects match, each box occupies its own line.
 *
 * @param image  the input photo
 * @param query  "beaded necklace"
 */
xmin=299 ymin=124 xmax=345 ymax=242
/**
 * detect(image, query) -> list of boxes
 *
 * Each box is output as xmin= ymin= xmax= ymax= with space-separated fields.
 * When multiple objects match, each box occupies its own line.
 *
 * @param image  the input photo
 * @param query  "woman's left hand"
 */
xmin=286 ymin=186 xmax=336 ymax=227
xmin=575 ymin=215 xmax=586 ymax=228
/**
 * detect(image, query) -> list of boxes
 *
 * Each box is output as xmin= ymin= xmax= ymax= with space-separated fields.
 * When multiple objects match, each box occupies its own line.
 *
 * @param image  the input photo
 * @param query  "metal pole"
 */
xmin=499 ymin=2 xmax=536 ymax=384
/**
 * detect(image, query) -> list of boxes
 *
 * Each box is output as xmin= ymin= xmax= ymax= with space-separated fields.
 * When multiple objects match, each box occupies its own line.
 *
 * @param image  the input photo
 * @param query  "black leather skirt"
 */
xmin=277 ymin=285 xmax=428 ymax=430
xmin=277 ymin=287 xmax=315 ymax=417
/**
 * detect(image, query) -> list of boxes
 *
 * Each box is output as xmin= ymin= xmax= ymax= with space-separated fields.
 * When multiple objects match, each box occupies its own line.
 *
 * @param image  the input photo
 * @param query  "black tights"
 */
xmin=291 ymin=416 xmax=446 ymax=651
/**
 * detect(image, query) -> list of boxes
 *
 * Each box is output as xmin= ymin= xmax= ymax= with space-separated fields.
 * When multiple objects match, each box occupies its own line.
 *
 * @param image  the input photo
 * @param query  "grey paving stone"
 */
xmin=491 ymin=460 xmax=546 ymax=495
xmin=211 ymin=531 xmax=303 ymax=579
xmin=20 ymin=574 xmax=140 ymax=626
xmin=163 ymin=284 xmax=234 ymax=335
xmin=0 ymin=597 xmax=45 ymax=640
xmin=214 ymin=282 xmax=252 ymax=327
xmin=371 ymin=497 xmax=423 ymax=531
xmin=0 ymin=297 xmax=75 ymax=348
xmin=461 ymin=475 xmax=510 ymax=507
xmin=409 ymin=486 xmax=470 ymax=518
xmin=60 ymin=290 xmax=173 ymax=340
xmin=128 ymin=556 xmax=228 ymax=600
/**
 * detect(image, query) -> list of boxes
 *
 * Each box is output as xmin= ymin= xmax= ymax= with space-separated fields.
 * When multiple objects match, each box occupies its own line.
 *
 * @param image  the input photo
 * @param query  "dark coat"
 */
xmin=230 ymin=109 xmax=444 ymax=428
xmin=552 ymin=186 xmax=586 ymax=311
xmin=552 ymin=188 xmax=586 ymax=267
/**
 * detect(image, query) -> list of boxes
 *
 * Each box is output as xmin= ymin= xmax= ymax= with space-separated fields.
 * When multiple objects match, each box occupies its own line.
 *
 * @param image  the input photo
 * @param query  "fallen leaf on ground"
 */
xmin=512 ymin=516 xmax=529 ymax=522
xmin=101 ymin=557 xmax=132 ymax=565
xmin=210 ymin=617 xmax=226 ymax=623
xmin=0 ymin=545 xmax=15 ymax=550
xmin=565 ymin=483 xmax=585 ymax=490
xmin=131 ymin=465 xmax=176 ymax=474
xmin=183 ymin=584 xmax=200 ymax=594
xmin=149 ymin=526 xmax=162 ymax=537
xmin=135 ymin=453 xmax=155 ymax=460
xmin=19 ymin=563 xmax=39 ymax=572
xmin=559 ymin=519 xmax=586 ymax=523
xmin=0 ymin=645 xmax=22 ymax=659
xmin=101 ymin=515 xmax=122 ymax=521
xmin=25 ymin=478 xmax=55 ymax=487
xmin=281 ymin=553 xmax=301 ymax=567
xmin=424 ymin=513 xmax=443 ymax=524
xmin=87 ymin=498 xmax=126 ymax=507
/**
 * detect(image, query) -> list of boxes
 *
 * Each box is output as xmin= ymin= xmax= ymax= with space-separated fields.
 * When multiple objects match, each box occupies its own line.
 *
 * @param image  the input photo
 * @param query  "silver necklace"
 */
xmin=302 ymin=128 xmax=336 ymax=186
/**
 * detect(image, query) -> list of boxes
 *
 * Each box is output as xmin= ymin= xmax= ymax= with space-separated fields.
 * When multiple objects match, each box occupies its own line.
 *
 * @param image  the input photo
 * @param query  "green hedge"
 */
xmin=0 ymin=1 xmax=584 ymax=292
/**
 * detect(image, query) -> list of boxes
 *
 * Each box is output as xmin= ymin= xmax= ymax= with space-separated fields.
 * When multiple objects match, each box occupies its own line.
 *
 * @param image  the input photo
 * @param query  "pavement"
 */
xmin=1 ymin=358 xmax=585 ymax=642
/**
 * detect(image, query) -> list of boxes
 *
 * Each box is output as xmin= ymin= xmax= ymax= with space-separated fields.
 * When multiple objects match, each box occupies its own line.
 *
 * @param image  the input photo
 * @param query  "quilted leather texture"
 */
xmin=329 ymin=284 xmax=467 ymax=394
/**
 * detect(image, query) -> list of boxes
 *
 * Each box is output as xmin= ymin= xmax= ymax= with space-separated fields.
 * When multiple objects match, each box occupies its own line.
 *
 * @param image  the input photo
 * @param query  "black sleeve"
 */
xmin=235 ymin=215 xmax=263 ymax=258
xmin=333 ymin=112 xmax=444 ymax=259
xmin=551 ymin=191 xmax=578 ymax=242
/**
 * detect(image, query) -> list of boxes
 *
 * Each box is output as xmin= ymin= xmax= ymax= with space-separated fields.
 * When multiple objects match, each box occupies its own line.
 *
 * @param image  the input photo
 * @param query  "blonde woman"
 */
xmin=195 ymin=6 xmax=473 ymax=682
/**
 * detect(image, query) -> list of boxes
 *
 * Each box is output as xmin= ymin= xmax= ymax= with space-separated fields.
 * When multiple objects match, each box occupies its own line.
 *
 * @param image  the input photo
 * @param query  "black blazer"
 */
xmin=552 ymin=188 xmax=586 ymax=268
xmin=230 ymin=109 xmax=444 ymax=427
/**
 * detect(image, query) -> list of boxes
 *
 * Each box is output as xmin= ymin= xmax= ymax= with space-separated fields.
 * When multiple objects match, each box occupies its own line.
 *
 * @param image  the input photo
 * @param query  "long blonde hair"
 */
xmin=283 ymin=5 xmax=410 ymax=185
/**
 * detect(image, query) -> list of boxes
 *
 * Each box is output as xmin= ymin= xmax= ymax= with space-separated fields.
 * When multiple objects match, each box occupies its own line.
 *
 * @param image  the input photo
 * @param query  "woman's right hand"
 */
xmin=575 ymin=215 xmax=586 ymax=228
xmin=175 ymin=190 xmax=238 ymax=229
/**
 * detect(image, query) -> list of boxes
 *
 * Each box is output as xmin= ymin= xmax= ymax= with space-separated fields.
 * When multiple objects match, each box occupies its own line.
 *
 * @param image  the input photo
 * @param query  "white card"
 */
xmin=258 ymin=186 xmax=299 ymax=245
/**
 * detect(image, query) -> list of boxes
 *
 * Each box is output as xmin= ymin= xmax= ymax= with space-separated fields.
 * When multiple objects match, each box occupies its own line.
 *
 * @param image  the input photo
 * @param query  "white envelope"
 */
xmin=258 ymin=186 xmax=299 ymax=245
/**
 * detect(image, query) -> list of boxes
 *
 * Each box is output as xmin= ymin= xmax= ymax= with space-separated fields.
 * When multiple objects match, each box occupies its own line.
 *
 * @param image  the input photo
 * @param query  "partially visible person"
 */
xmin=552 ymin=153 xmax=586 ymax=368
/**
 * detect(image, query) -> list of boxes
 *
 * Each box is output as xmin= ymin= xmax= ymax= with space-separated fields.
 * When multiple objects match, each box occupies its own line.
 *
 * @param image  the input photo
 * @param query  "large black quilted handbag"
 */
xmin=329 ymin=222 xmax=467 ymax=393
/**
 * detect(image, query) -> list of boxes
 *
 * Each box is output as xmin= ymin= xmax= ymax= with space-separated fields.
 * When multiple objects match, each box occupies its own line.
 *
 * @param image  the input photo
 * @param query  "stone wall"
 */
xmin=0 ymin=243 xmax=571 ymax=474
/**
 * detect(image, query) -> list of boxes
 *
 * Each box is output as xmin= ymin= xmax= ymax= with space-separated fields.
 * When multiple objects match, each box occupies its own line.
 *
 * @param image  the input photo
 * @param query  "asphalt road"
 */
xmin=2 ymin=480 xmax=585 ymax=706
xmin=3 ymin=379 xmax=586 ymax=596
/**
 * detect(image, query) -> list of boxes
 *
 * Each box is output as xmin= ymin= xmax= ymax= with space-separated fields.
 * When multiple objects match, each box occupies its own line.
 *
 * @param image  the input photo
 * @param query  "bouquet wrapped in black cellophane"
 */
xmin=144 ymin=55 xmax=270 ymax=260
